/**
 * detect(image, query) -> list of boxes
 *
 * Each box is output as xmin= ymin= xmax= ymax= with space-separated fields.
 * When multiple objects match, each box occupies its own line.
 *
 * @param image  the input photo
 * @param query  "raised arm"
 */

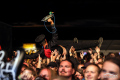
xmin=47 ymin=18 xmax=58 ymax=47
xmin=36 ymin=54 xmax=42 ymax=69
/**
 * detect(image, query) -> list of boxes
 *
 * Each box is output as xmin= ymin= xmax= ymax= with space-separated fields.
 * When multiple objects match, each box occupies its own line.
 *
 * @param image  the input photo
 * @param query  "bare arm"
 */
xmin=36 ymin=54 xmax=42 ymax=69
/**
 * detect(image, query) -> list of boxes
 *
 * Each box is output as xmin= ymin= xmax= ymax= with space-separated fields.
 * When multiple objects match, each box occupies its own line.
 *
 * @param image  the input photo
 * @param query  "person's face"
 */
xmin=84 ymin=65 xmax=100 ymax=80
xmin=100 ymin=61 xmax=120 ymax=80
xmin=22 ymin=69 xmax=35 ymax=80
xmin=75 ymin=71 xmax=84 ymax=80
xmin=110 ymin=53 xmax=115 ymax=57
xmin=58 ymin=61 xmax=75 ymax=77
xmin=39 ymin=68 xmax=51 ymax=80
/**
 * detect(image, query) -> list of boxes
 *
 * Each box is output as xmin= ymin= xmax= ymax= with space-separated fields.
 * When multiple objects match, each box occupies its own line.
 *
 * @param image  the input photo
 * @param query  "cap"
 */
xmin=35 ymin=34 xmax=45 ymax=43
xmin=47 ymin=62 xmax=58 ymax=68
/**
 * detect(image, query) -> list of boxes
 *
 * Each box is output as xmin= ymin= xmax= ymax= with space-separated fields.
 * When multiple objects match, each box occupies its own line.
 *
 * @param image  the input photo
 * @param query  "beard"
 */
xmin=59 ymin=70 xmax=72 ymax=79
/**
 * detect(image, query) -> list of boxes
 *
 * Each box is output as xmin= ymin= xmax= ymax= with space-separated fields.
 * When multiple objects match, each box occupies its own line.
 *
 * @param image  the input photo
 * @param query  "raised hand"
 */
xmin=71 ymin=46 xmax=75 ymax=53
xmin=80 ymin=51 xmax=84 ymax=59
xmin=37 ymin=54 xmax=42 ymax=68
xmin=93 ymin=52 xmax=98 ymax=64
xmin=38 ymin=54 xmax=42 ymax=61
xmin=47 ymin=18 xmax=54 ymax=25
xmin=95 ymin=46 xmax=100 ymax=53
xmin=56 ymin=54 xmax=61 ymax=60
xmin=95 ymin=46 xmax=101 ymax=58
xmin=61 ymin=54 xmax=66 ymax=60
xmin=69 ymin=46 xmax=76 ymax=56
xmin=51 ymin=49 xmax=59 ymax=62
xmin=88 ymin=48 xmax=93 ymax=54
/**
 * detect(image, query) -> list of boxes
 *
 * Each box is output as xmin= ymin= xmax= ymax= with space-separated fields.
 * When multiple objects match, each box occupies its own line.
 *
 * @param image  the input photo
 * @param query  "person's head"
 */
xmin=39 ymin=68 xmax=51 ymax=80
xmin=100 ymin=57 xmax=120 ymax=80
xmin=47 ymin=62 xmax=58 ymax=71
xmin=84 ymin=63 xmax=101 ymax=80
xmin=110 ymin=53 xmax=115 ymax=57
xmin=107 ymin=52 xmax=115 ymax=58
xmin=35 ymin=34 xmax=47 ymax=46
xmin=20 ymin=64 xmax=28 ymax=74
xmin=81 ymin=62 xmax=91 ymax=73
xmin=75 ymin=69 xmax=84 ymax=80
xmin=98 ymin=58 xmax=103 ymax=63
xmin=77 ymin=64 xmax=86 ymax=75
xmin=58 ymin=60 xmax=75 ymax=79
xmin=83 ymin=53 xmax=92 ymax=63
xmin=21 ymin=67 xmax=37 ymax=80
xmin=77 ymin=64 xmax=84 ymax=70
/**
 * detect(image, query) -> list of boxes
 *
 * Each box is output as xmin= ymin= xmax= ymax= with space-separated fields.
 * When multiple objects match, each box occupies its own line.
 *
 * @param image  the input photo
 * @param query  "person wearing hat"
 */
xmin=24 ymin=18 xmax=66 ymax=63
xmin=24 ymin=15 xmax=72 ymax=64
xmin=24 ymin=18 xmax=54 ymax=60
xmin=24 ymin=14 xmax=104 ymax=63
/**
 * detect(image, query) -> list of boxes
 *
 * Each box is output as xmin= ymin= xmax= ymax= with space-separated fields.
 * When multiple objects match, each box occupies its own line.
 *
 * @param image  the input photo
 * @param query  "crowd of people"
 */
xmin=15 ymin=45 xmax=120 ymax=80
xmin=16 ymin=18 xmax=120 ymax=80
xmin=2 ymin=16 xmax=120 ymax=80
